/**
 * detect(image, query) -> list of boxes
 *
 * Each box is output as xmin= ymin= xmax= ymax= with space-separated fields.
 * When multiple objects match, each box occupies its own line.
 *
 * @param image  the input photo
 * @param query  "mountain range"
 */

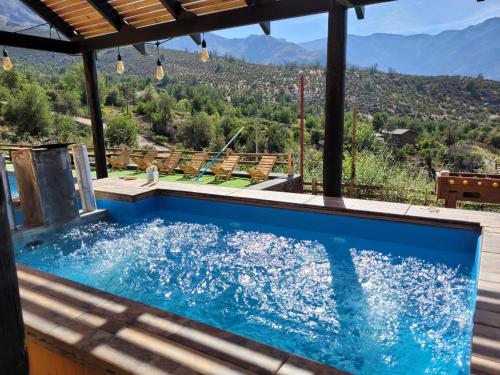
xmin=1 ymin=0 xmax=499 ymax=80
xmin=168 ymin=17 xmax=500 ymax=80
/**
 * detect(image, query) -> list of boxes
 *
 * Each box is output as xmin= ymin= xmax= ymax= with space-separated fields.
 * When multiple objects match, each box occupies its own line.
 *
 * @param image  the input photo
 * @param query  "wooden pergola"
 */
xmin=1 ymin=0 xmax=394 ymax=197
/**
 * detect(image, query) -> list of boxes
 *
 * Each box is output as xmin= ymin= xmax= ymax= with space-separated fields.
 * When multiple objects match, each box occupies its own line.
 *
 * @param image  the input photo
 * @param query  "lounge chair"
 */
xmin=210 ymin=155 xmax=241 ymax=181
xmin=248 ymin=155 xmax=277 ymax=183
xmin=131 ymin=150 xmax=158 ymax=171
xmin=180 ymin=152 xmax=207 ymax=177
xmin=156 ymin=150 xmax=183 ymax=174
xmin=107 ymin=147 xmax=132 ymax=170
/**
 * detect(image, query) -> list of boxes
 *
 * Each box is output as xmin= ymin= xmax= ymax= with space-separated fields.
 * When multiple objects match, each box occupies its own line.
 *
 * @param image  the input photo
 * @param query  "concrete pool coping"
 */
xmin=19 ymin=177 xmax=500 ymax=374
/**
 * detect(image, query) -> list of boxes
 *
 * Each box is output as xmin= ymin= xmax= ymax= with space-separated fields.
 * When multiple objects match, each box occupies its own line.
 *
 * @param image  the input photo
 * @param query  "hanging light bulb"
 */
xmin=3 ymin=47 xmax=13 ymax=71
xmin=156 ymin=59 xmax=164 ymax=81
xmin=155 ymin=41 xmax=164 ymax=80
xmin=116 ymin=48 xmax=124 ymax=75
xmin=201 ymin=35 xmax=209 ymax=63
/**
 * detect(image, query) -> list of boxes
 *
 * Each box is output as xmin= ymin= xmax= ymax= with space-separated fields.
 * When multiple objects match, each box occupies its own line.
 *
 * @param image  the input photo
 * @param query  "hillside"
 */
xmin=10 ymin=45 xmax=500 ymax=128
xmin=164 ymin=18 xmax=500 ymax=80
xmin=1 ymin=0 xmax=499 ymax=80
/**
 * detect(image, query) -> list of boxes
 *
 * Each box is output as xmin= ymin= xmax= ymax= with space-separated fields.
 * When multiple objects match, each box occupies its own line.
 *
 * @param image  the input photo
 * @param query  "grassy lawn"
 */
xmin=107 ymin=169 xmax=252 ymax=188
xmin=6 ymin=162 xmax=252 ymax=188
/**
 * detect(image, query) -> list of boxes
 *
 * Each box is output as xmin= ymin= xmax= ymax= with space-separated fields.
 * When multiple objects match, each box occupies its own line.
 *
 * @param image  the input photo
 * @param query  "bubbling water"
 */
xmin=16 ymin=217 xmax=475 ymax=374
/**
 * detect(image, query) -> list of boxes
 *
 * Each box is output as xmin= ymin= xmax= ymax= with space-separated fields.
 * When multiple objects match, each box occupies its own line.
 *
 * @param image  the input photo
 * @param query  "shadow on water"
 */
xmin=325 ymin=238 xmax=375 ymax=374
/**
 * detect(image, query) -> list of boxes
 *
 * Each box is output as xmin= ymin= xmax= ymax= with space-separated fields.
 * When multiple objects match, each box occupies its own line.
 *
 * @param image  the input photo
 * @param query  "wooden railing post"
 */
xmin=312 ymin=178 xmax=318 ymax=195
xmin=287 ymin=151 xmax=294 ymax=177
xmin=0 ymin=166 xmax=29 ymax=375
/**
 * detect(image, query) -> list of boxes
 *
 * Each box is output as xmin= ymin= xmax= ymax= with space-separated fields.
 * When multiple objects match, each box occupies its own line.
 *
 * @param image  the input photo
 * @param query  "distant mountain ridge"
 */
xmin=1 ymin=0 xmax=499 ymax=80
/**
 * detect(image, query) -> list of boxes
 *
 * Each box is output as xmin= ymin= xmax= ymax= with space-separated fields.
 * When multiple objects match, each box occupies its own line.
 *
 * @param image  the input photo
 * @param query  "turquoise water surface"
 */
xmin=8 ymin=171 xmax=18 ymax=196
xmin=14 ymin=196 xmax=480 ymax=374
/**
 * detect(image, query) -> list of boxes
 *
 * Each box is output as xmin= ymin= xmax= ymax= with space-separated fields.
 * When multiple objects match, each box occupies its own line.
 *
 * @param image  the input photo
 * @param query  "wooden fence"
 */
xmin=304 ymin=178 xmax=435 ymax=205
xmin=0 ymin=144 xmax=295 ymax=175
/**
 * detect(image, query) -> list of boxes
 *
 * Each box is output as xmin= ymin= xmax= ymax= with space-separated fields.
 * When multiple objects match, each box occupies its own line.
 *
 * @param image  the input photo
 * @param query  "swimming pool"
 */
xmin=8 ymin=171 xmax=18 ymax=196
xmin=14 ymin=196 xmax=481 ymax=374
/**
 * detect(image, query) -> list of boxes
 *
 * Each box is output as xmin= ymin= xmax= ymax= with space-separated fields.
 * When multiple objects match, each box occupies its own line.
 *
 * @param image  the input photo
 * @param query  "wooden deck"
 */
xmin=22 ymin=177 xmax=500 ymax=374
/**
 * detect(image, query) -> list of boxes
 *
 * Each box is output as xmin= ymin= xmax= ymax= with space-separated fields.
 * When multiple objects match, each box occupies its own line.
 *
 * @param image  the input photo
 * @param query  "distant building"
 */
xmin=380 ymin=128 xmax=417 ymax=147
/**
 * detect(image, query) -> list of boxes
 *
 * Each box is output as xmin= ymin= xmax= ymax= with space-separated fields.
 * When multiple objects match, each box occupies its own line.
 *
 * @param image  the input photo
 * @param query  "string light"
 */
xmin=155 ymin=41 xmax=164 ymax=81
xmin=116 ymin=47 xmax=124 ymax=75
xmin=201 ymin=33 xmax=209 ymax=63
xmin=2 ymin=46 xmax=12 ymax=71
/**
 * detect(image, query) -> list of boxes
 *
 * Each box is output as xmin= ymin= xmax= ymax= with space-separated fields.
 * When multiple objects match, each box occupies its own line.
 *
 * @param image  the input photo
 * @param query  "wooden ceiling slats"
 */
xmin=64 ymin=12 xmax=102 ymax=25
xmin=131 ymin=15 xmax=173 ymax=27
xmin=36 ymin=0 xmax=252 ymax=39
xmin=110 ymin=0 xmax=160 ymax=9
xmin=42 ymin=0 xmax=81 ymax=7
xmin=191 ymin=0 xmax=246 ymax=15
xmin=118 ymin=4 xmax=165 ymax=16
xmin=125 ymin=10 xmax=170 ymax=23
xmin=76 ymin=20 xmax=112 ymax=31
xmin=114 ymin=0 xmax=165 ymax=13
xmin=76 ymin=22 xmax=114 ymax=33
xmin=68 ymin=17 xmax=108 ymax=29
xmin=46 ymin=0 xmax=86 ymax=11
xmin=59 ymin=7 xmax=97 ymax=21
xmin=81 ymin=28 xmax=116 ymax=38
xmin=55 ymin=3 xmax=93 ymax=16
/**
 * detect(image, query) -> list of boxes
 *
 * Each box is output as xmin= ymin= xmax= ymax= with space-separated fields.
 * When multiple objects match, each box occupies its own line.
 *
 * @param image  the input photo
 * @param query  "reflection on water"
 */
xmin=15 ymin=216 xmax=475 ymax=374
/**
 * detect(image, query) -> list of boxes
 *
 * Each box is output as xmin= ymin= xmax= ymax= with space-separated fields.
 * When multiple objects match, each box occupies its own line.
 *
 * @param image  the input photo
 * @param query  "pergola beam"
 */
xmin=244 ymin=0 xmax=271 ymax=34
xmin=336 ymin=0 xmax=366 ymax=19
xmin=77 ymin=0 xmax=336 ymax=51
xmin=0 ymin=30 xmax=77 ymax=54
xmin=158 ymin=0 xmax=202 ymax=45
xmin=355 ymin=5 xmax=365 ymax=19
xmin=17 ymin=0 xmax=77 ymax=40
xmin=259 ymin=21 xmax=271 ymax=35
xmin=86 ymin=0 xmax=127 ymax=31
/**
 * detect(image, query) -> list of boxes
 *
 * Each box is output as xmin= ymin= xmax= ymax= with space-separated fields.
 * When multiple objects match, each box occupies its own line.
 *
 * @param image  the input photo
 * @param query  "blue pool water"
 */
xmin=8 ymin=171 xmax=18 ymax=196
xmin=14 ymin=196 xmax=481 ymax=374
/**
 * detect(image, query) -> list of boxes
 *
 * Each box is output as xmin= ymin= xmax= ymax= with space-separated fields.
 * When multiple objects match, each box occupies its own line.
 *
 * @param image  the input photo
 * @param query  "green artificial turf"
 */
xmin=109 ymin=169 xmax=252 ymax=188
xmin=5 ymin=161 xmax=253 ymax=188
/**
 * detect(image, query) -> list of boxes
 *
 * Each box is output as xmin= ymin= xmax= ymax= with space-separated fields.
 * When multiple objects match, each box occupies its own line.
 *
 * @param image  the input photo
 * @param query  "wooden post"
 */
xmin=0 ymin=154 xmax=15 ymax=230
xmin=300 ymin=76 xmax=305 ymax=191
xmin=312 ymin=178 xmax=318 ymax=195
xmin=0 ymin=169 xmax=29 ymax=375
xmin=82 ymin=51 xmax=108 ymax=179
xmin=287 ymin=151 xmax=294 ymax=177
xmin=350 ymin=107 xmax=358 ymax=198
xmin=323 ymin=4 xmax=347 ymax=197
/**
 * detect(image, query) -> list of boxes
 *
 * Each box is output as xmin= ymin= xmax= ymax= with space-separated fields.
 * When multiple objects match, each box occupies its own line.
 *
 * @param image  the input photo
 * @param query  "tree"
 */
xmin=178 ymin=112 xmax=213 ymax=150
xmin=4 ymin=84 xmax=53 ymax=137
xmin=372 ymin=112 xmax=388 ymax=132
xmin=152 ymin=92 xmax=175 ymax=135
xmin=53 ymin=115 xmax=77 ymax=143
xmin=443 ymin=144 xmax=485 ymax=173
xmin=0 ymin=69 xmax=25 ymax=92
xmin=266 ymin=123 xmax=286 ymax=153
xmin=105 ymin=114 xmax=137 ymax=147
xmin=105 ymin=87 xmax=125 ymax=107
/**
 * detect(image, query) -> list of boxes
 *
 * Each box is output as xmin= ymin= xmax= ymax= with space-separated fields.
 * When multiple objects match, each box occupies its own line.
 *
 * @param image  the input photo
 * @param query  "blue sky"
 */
xmin=213 ymin=0 xmax=500 ymax=43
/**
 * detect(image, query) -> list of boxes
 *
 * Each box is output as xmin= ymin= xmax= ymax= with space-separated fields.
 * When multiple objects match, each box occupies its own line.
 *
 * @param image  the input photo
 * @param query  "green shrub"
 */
xmin=4 ymin=84 xmax=53 ymax=137
xmin=178 ymin=112 xmax=213 ymax=150
xmin=53 ymin=115 xmax=78 ymax=143
xmin=105 ymin=114 xmax=137 ymax=147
